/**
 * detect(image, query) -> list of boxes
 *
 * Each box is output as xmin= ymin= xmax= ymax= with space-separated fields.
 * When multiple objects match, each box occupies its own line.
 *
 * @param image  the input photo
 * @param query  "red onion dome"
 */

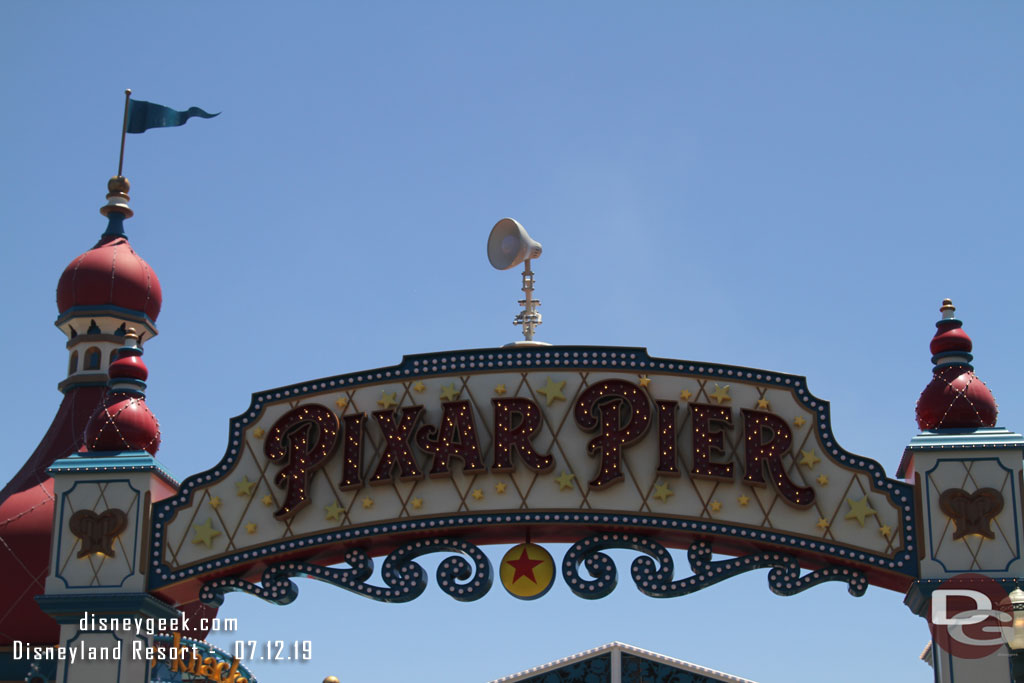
xmin=56 ymin=177 xmax=162 ymax=322
xmin=916 ymin=299 xmax=998 ymax=430
xmin=83 ymin=330 xmax=161 ymax=454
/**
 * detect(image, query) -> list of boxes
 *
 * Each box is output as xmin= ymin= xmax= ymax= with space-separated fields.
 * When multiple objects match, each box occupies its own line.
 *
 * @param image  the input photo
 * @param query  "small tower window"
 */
xmin=84 ymin=347 xmax=101 ymax=371
xmin=68 ymin=351 xmax=78 ymax=375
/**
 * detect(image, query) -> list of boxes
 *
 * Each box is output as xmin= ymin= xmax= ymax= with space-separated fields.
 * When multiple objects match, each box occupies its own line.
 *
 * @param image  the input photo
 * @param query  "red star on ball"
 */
xmin=506 ymin=546 xmax=544 ymax=584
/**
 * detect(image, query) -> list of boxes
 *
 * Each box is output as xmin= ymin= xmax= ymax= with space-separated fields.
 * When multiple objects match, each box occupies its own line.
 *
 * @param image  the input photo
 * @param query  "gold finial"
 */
xmin=108 ymin=176 xmax=130 ymax=193
xmin=940 ymin=298 xmax=956 ymax=320
xmin=100 ymin=175 xmax=134 ymax=218
xmin=323 ymin=677 xmax=341 ymax=683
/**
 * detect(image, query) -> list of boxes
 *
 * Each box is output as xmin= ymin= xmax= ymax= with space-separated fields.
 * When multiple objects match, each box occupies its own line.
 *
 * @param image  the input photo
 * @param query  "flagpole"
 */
xmin=117 ymin=89 xmax=131 ymax=177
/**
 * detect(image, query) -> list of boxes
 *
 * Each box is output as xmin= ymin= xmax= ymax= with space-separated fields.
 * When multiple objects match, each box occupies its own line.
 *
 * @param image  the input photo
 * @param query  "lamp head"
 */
xmin=487 ymin=218 xmax=542 ymax=270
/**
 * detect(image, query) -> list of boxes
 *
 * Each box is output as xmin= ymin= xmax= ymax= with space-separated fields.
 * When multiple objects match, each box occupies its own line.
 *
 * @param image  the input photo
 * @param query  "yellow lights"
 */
xmin=817 ymin=474 xmax=829 ymax=486
xmin=709 ymin=500 xmax=722 ymax=513
xmin=209 ymin=496 xmax=222 ymax=510
xmin=412 ymin=382 xmax=426 ymax=393
xmin=471 ymin=489 xmax=485 ymax=501
xmin=336 ymin=397 xmax=349 ymax=409
xmin=738 ymin=494 xmax=751 ymax=506
xmin=261 ymin=494 xmax=274 ymax=506
xmin=555 ymin=472 xmax=576 ymax=491
xmin=494 ymin=384 xmax=507 ymax=395
xmin=362 ymin=497 xmax=374 ymax=509
xmin=411 ymin=497 xmax=424 ymax=509
xmin=638 ymin=375 xmax=651 ymax=388
xmin=755 ymin=398 xmax=770 ymax=410
xmin=377 ymin=391 xmax=398 ymax=409
xmin=816 ymin=517 xmax=830 ymax=530
xmin=495 ymin=482 xmax=507 ymax=494
xmin=794 ymin=416 xmax=806 ymax=428
xmin=679 ymin=389 xmax=692 ymax=401
xmin=253 ymin=427 xmax=266 ymax=439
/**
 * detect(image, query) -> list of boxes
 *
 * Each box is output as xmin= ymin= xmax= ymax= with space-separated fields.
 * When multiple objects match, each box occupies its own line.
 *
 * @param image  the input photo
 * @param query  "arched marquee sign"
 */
xmin=148 ymin=346 xmax=916 ymax=609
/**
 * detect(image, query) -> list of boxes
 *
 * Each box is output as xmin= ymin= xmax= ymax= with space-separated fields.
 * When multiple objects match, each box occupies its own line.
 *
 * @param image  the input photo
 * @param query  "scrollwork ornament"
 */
xmin=199 ymin=537 xmax=491 ymax=607
xmin=563 ymin=533 xmax=868 ymax=600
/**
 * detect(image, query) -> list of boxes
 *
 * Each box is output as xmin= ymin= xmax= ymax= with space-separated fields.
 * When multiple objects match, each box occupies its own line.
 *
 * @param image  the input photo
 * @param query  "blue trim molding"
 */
xmin=36 ymin=593 xmax=180 ymax=623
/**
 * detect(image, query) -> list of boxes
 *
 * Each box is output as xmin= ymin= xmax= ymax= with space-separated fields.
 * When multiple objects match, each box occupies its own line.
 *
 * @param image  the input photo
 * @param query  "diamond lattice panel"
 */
xmin=149 ymin=348 xmax=915 ymax=588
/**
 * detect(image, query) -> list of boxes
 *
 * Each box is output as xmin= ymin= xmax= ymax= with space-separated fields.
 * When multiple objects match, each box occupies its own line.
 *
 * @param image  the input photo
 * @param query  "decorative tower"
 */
xmin=39 ymin=327 xmax=180 ymax=683
xmin=901 ymin=300 xmax=1024 ymax=682
xmin=0 ymin=177 xmax=162 ymax=670
xmin=55 ymin=176 xmax=161 ymax=393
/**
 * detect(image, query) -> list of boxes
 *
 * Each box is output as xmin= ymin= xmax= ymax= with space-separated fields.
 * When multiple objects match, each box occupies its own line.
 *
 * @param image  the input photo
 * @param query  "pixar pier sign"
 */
xmin=148 ymin=346 xmax=917 ymax=597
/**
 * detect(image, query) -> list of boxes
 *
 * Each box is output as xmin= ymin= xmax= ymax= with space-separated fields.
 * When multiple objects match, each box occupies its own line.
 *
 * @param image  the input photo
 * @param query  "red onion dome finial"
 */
xmin=83 ymin=328 xmax=161 ymax=454
xmin=56 ymin=176 xmax=163 ymax=322
xmin=915 ymin=299 xmax=998 ymax=431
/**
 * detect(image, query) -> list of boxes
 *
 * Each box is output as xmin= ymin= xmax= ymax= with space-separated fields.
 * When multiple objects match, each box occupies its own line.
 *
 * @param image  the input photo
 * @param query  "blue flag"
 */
xmin=126 ymin=99 xmax=219 ymax=134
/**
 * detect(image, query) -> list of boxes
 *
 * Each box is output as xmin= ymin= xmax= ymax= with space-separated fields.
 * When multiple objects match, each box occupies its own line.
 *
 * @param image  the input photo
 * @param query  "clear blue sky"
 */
xmin=2 ymin=2 xmax=1022 ymax=681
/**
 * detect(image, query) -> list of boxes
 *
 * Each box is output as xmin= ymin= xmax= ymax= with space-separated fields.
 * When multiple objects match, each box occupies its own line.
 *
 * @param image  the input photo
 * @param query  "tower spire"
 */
xmin=915 ymin=299 xmax=998 ymax=430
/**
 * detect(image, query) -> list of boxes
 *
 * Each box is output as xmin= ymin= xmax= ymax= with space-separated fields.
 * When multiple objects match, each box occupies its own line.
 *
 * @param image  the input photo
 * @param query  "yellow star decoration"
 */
xmin=537 ymin=377 xmax=567 ymax=406
xmin=377 ymin=391 xmax=398 ymax=409
xmin=555 ymin=471 xmax=576 ymax=491
xmin=440 ymin=383 xmax=461 ymax=402
xmin=709 ymin=500 xmax=723 ymax=513
xmin=653 ymin=482 xmax=673 ymax=503
xmin=709 ymin=384 xmax=731 ymax=404
xmin=816 ymin=517 xmax=830 ymax=530
xmin=235 ymin=476 xmax=257 ymax=497
xmin=362 ymin=497 xmax=374 ymax=509
xmin=245 ymin=523 xmax=258 ymax=534
xmin=494 ymin=384 xmax=507 ymax=396
xmin=192 ymin=519 xmax=221 ymax=548
xmin=209 ymin=496 xmax=222 ymax=510
xmin=471 ymin=489 xmax=485 ymax=501
xmin=794 ymin=416 xmax=806 ymax=428
xmin=495 ymin=482 xmax=507 ymax=494
xmin=679 ymin=389 xmax=693 ymax=401
xmin=880 ymin=525 xmax=893 ymax=538
xmin=638 ymin=375 xmax=651 ymax=388
xmin=336 ymin=397 xmax=349 ymax=409
xmin=817 ymin=474 xmax=829 ymax=486
xmin=253 ymin=427 xmax=265 ymax=439
xmin=799 ymin=449 xmax=821 ymax=468
xmin=324 ymin=501 xmax=344 ymax=521
xmin=756 ymin=398 xmax=770 ymax=410
xmin=411 ymin=497 xmax=423 ymax=509
xmin=261 ymin=494 xmax=274 ymax=506
xmin=738 ymin=495 xmax=751 ymax=506
xmin=412 ymin=381 xmax=426 ymax=393
xmin=845 ymin=496 xmax=878 ymax=527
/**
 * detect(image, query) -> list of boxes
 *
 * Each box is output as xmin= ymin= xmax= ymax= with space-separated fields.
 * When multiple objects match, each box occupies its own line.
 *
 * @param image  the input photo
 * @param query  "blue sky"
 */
xmin=2 ymin=2 xmax=1023 ymax=681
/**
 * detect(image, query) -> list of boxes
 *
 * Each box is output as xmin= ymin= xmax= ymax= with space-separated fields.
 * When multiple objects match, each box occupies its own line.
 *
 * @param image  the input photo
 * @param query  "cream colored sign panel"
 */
xmin=149 ymin=348 xmax=915 ymax=588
